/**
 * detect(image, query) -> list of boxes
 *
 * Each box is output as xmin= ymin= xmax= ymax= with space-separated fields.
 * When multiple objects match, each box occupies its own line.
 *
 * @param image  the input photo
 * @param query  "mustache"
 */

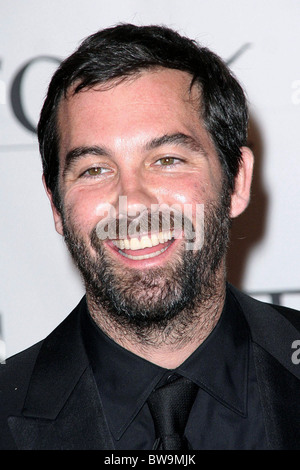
xmin=94 ymin=207 xmax=197 ymax=241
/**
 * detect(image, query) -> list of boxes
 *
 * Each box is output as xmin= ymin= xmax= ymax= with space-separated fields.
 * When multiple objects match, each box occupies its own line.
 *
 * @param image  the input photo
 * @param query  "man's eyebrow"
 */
xmin=145 ymin=133 xmax=207 ymax=155
xmin=63 ymin=145 xmax=110 ymax=176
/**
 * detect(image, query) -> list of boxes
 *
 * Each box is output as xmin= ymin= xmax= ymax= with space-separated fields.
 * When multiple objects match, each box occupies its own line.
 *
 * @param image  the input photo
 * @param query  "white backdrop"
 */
xmin=1 ymin=0 xmax=299 ymax=358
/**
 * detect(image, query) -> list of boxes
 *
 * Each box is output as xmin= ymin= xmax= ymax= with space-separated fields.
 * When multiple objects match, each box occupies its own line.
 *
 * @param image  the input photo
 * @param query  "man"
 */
xmin=0 ymin=24 xmax=299 ymax=450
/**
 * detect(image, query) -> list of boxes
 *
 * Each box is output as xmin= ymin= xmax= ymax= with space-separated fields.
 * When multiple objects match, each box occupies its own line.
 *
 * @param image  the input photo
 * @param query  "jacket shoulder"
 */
xmin=0 ymin=341 xmax=43 ymax=449
xmin=228 ymin=284 xmax=300 ymax=378
xmin=270 ymin=303 xmax=300 ymax=331
xmin=0 ymin=297 xmax=87 ymax=449
xmin=0 ymin=296 xmax=86 ymax=406
xmin=0 ymin=341 xmax=42 ymax=408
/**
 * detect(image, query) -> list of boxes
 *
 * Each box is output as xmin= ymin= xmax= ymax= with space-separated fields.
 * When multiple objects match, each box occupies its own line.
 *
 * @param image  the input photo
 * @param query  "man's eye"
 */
xmin=155 ymin=156 xmax=181 ymax=166
xmin=82 ymin=167 xmax=110 ymax=177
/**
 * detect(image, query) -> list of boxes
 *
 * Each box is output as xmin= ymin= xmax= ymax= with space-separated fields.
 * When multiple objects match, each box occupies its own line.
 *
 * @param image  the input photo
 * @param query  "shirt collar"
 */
xmin=81 ymin=285 xmax=250 ymax=440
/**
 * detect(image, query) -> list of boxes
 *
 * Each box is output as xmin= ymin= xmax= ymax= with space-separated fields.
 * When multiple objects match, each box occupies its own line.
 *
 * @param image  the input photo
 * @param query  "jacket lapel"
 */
xmin=8 ymin=298 xmax=115 ymax=450
xmin=8 ymin=368 xmax=114 ymax=450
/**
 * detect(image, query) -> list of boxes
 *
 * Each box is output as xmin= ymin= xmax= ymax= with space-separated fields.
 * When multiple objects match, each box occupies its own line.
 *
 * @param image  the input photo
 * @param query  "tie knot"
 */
xmin=147 ymin=375 xmax=198 ymax=450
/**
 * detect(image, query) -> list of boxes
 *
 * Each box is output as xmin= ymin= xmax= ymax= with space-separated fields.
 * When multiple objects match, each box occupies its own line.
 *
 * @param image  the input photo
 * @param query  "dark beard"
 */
xmin=62 ymin=192 xmax=231 ymax=333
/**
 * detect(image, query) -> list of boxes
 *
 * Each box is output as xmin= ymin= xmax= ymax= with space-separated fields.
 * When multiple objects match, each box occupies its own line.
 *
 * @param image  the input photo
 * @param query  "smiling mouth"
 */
xmin=111 ymin=230 xmax=175 ymax=260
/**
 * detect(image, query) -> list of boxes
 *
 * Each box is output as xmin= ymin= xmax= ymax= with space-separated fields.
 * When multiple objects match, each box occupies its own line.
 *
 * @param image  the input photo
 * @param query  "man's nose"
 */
xmin=116 ymin=172 xmax=159 ymax=217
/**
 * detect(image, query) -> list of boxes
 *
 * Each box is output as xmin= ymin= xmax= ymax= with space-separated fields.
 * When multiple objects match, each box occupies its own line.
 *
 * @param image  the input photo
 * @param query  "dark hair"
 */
xmin=38 ymin=23 xmax=248 ymax=210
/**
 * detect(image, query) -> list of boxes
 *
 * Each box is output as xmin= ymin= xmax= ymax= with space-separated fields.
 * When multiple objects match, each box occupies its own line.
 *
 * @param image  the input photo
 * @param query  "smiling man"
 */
xmin=0 ymin=24 xmax=299 ymax=450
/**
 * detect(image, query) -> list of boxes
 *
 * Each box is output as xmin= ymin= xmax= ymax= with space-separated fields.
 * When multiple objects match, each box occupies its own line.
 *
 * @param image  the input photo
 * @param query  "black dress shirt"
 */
xmin=81 ymin=286 xmax=269 ymax=449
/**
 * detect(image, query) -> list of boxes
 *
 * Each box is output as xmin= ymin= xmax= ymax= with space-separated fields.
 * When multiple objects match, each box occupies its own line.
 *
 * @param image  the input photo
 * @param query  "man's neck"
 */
xmin=86 ymin=275 xmax=226 ymax=369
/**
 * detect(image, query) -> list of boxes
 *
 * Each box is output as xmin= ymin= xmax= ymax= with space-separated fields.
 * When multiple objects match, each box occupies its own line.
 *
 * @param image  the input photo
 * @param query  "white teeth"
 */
xmin=149 ymin=234 xmax=159 ymax=247
xmin=118 ymin=239 xmax=125 ymax=250
xmin=130 ymin=237 xmax=141 ymax=250
xmin=112 ymin=231 xmax=174 ymax=251
xmin=124 ymin=239 xmax=131 ymax=250
xmin=140 ymin=235 xmax=153 ymax=248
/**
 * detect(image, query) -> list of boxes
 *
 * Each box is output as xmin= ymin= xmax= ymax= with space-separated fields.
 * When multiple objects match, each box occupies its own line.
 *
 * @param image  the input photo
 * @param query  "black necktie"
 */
xmin=147 ymin=375 xmax=198 ymax=450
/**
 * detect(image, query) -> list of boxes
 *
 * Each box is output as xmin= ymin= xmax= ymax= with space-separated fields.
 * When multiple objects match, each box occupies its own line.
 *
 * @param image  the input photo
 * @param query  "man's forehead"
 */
xmin=56 ymin=67 xmax=208 ymax=163
xmin=59 ymin=68 xmax=200 ymax=113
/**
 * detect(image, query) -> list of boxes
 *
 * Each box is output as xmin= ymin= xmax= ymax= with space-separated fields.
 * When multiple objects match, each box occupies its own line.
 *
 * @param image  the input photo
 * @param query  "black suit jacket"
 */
xmin=1 ymin=284 xmax=299 ymax=450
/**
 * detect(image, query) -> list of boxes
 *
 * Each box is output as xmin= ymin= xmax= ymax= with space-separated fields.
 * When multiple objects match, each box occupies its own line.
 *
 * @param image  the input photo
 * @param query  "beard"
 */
xmin=61 ymin=190 xmax=231 ymax=335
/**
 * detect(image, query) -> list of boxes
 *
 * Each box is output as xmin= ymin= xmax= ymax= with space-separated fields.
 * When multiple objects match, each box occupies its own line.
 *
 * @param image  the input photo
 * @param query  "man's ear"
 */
xmin=42 ymin=175 xmax=64 ymax=235
xmin=230 ymin=146 xmax=254 ymax=219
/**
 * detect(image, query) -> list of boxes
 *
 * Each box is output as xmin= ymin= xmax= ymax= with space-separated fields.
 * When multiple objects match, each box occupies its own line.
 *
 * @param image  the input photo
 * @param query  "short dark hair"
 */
xmin=38 ymin=23 xmax=249 ymax=210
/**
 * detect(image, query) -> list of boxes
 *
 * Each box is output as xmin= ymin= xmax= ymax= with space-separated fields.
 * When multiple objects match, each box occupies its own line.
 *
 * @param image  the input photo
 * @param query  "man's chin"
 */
xmin=81 ymin=242 xmax=197 ymax=330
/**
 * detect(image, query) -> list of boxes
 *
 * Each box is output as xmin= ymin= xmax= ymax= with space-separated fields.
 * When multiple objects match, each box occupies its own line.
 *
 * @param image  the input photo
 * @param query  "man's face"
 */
xmin=53 ymin=69 xmax=231 ymax=329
